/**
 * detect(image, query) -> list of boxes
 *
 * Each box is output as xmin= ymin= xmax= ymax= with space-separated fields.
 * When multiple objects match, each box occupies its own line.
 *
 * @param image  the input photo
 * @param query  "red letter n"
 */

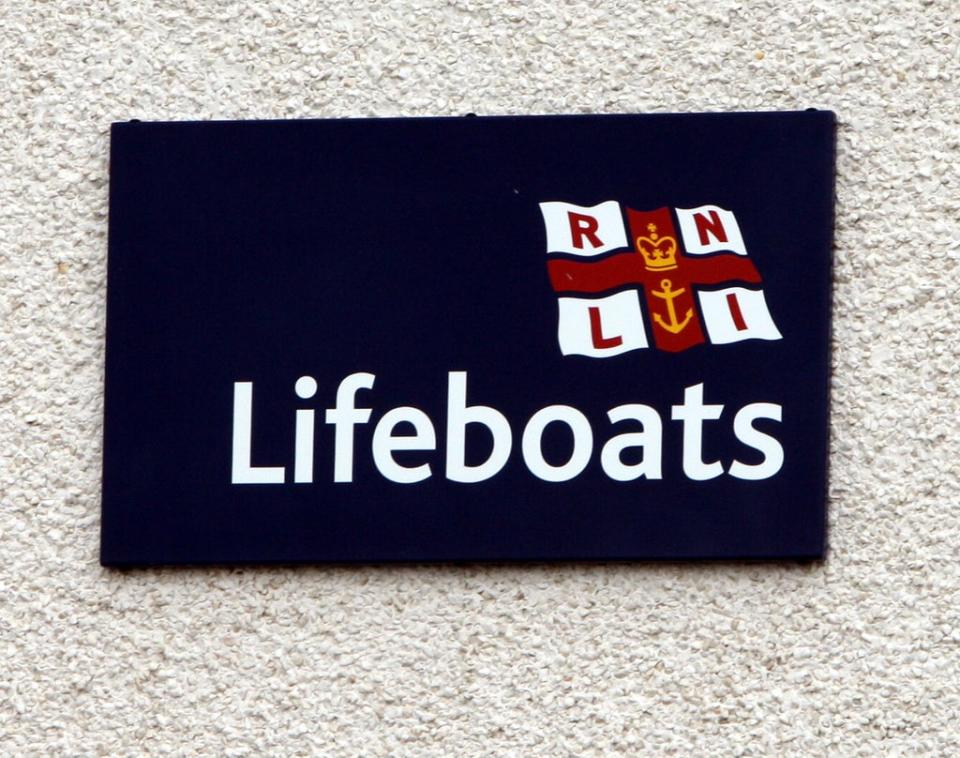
xmin=568 ymin=212 xmax=602 ymax=249
xmin=694 ymin=210 xmax=728 ymax=246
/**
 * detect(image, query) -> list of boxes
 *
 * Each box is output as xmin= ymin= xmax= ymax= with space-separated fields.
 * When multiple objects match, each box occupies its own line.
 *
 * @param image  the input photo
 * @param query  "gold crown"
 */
xmin=636 ymin=223 xmax=678 ymax=271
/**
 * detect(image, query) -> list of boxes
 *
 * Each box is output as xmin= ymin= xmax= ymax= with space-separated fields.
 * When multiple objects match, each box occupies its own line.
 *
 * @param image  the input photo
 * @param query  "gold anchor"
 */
xmin=651 ymin=279 xmax=693 ymax=334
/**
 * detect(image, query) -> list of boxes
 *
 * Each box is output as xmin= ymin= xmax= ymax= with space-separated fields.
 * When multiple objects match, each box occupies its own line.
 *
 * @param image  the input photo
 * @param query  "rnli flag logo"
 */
xmin=541 ymin=202 xmax=782 ymax=356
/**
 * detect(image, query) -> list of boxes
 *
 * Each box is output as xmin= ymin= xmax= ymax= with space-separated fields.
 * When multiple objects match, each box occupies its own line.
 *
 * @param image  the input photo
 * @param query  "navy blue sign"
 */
xmin=101 ymin=112 xmax=835 ymax=565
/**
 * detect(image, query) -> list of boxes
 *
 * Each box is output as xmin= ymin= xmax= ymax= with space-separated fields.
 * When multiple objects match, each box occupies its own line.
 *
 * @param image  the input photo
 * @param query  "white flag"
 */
xmin=539 ymin=200 xmax=628 ymax=256
xmin=698 ymin=287 xmax=782 ymax=344
xmin=557 ymin=291 xmax=648 ymax=358
xmin=676 ymin=205 xmax=747 ymax=256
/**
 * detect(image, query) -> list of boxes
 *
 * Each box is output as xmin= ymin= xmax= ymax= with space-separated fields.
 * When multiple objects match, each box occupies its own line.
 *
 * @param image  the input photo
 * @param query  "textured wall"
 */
xmin=1 ymin=1 xmax=958 ymax=754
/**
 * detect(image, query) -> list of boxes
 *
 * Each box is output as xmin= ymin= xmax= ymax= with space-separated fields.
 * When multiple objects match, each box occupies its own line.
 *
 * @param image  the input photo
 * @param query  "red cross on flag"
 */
xmin=540 ymin=201 xmax=782 ymax=356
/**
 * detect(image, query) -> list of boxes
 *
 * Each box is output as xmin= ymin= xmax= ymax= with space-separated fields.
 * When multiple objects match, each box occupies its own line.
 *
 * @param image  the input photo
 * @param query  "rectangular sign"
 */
xmin=101 ymin=111 xmax=835 ymax=565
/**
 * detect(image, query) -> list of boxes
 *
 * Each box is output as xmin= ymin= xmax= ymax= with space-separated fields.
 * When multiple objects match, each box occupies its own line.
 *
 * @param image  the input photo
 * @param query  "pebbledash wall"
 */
xmin=1 ymin=2 xmax=957 ymax=755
